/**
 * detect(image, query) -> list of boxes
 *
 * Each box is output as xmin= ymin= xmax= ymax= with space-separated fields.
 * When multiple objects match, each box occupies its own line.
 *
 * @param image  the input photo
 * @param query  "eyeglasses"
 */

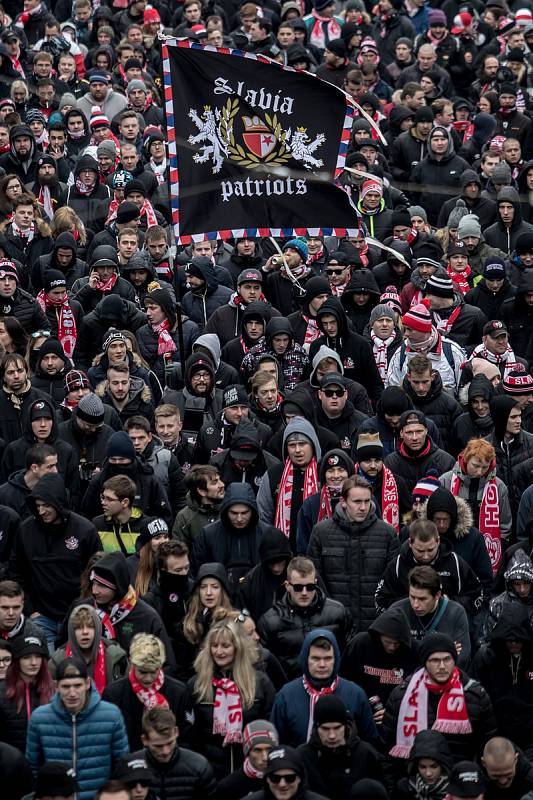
xmin=31 ymin=330 xmax=51 ymax=338
xmin=323 ymin=389 xmax=345 ymax=398
xmin=268 ymin=774 xmax=299 ymax=784
xmin=326 ymin=268 xmax=345 ymax=275
xmin=289 ymin=583 xmax=316 ymax=592
xmin=0 ymin=656 xmax=12 ymax=665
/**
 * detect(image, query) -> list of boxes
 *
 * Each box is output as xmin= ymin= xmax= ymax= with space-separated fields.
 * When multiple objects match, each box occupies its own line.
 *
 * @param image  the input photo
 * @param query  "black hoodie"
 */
xmin=0 ymin=396 xmax=79 ymax=497
xmin=395 ymin=730 xmax=452 ymax=800
xmin=484 ymin=187 xmax=533 ymax=255
xmin=452 ymin=375 xmax=494 ymax=455
xmin=308 ymin=296 xmax=383 ymax=406
xmin=341 ymin=269 xmax=381 ymax=334
xmin=33 ymin=231 xmax=88 ymax=292
xmin=0 ymin=124 xmax=39 ymax=183
xmin=78 ymin=550 xmax=177 ymax=672
xmin=340 ymin=605 xmax=418 ymax=704
xmin=11 ymin=473 xmax=100 ymax=619
xmin=239 ymin=527 xmax=292 ymax=620
xmin=191 ymin=482 xmax=279 ymax=598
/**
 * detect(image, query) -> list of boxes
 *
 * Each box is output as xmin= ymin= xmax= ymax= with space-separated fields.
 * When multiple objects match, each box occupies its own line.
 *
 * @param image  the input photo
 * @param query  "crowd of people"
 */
xmin=3 ymin=0 xmax=533 ymax=799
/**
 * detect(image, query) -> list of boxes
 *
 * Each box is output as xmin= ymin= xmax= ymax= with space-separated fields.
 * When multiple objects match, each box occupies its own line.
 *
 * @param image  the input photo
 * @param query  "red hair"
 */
xmin=5 ymin=657 xmax=54 ymax=713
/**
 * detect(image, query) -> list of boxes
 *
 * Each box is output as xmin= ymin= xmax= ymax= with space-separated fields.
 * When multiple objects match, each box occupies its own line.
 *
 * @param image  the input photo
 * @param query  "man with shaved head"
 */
xmin=481 ymin=737 xmax=533 ymax=799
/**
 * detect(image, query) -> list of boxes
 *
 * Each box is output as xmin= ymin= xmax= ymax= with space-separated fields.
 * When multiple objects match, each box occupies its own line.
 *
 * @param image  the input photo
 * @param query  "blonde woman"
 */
xmin=185 ymin=618 xmax=275 ymax=778
xmin=177 ymin=562 xmax=233 ymax=680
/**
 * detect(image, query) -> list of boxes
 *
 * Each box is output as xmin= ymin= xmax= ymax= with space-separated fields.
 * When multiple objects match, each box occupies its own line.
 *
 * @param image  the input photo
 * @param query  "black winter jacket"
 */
xmin=410 ymin=141 xmax=470 ymax=225
xmin=0 ymin=683 xmax=42 ymax=753
xmin=184 ymin=669 xmax=275 ymax=779
xmin=32 ymin=232 xmax=87 ymax=291
xmin=308 ymin=504 xmax=400 ymax=632
xmin=340 ymin=606 xmax=418 ymax=704
xmin=102 ymin=674 xmax=188 ymax=751
xmin=430 ymin=295 xmax=487 ymax=351
xmin=129 ymin=746 xmax=216 ymax=800
xmin=297 ymin=727 xmax=382 ymax=800
xmin=382 ymin=669 xmax=497 ymax=762
xmin=0 ymin=288 xmax=47 ymax=335
xmin=465 ymin=279 xmax=516 ymax=324
xmin=484 ymin=187 xmax=533 ymax=255
xmin=0 ymin=384 xmax=49 ymax=445
xmin=257 ymin=586 xmax=352 ymax=679
xmin=8 ymin=474 xmax=100 ymax=619
xmin=501 ymin=270 xmax=533 ymax=359
xmin=384 ymin=438 xmax=455 ymax=493
xmin=136 ymin=318 xmax=200 ymax=386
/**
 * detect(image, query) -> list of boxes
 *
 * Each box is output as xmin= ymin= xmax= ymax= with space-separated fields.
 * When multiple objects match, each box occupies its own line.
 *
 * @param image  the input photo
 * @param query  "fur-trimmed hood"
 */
xmin=422 ymin=494 xmax=473 ymax=540
xmin=95 ymin=375 xmax=152 ymax=405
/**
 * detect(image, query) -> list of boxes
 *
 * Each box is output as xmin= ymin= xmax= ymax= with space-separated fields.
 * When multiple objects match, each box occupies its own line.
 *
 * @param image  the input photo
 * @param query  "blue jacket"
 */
xmin=26 ymin=685 xmax=129 ymax=800
xmin=270 ymin=629 xmax=378 ymax=747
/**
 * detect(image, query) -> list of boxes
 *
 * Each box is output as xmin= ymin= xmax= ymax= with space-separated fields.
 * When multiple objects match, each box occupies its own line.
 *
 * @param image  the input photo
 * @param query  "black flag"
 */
xmin=163 ymin=40 xmax=359 ymax=243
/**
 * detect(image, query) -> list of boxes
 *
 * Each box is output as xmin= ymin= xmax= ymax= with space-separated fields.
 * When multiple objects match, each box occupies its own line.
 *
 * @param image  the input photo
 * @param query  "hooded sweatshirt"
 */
xmin=484 ymin=187 xmax=533 ymax=255
xmin=14 ymin=474 xmax=100 ymax=619
xmin=239 ymin=527 xmax=293 ymax=620
xmin=270 ymin=628 xmax=378 ymax=747
xmin=242 ymin=317 xmax=308 ymax=392
xmin=181 ymin=257 xmax=233 ymax=329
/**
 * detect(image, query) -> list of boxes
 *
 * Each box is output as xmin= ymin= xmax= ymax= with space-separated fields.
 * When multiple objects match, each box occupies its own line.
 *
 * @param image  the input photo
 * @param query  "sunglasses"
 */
xmin=323 ymin=388 xmax=345 ymax=398
xmin=236 ymin=608 xmax=252 ymax=623
xmin=268 ymin=774 xmax=299 ymax=785
xmin=289 ymin=582 xmax=316 ymax=592
xmin=326 ymin=268 xmax=345 ymax=275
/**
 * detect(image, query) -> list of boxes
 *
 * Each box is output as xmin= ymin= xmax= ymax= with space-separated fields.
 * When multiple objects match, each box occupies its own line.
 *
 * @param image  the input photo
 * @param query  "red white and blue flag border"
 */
xmin=161 ymin=37 xmax=359 ymax=244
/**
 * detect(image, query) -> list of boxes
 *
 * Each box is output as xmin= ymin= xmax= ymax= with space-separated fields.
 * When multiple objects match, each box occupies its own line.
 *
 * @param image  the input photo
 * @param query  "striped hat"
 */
xmin=381 ymin=285 xmax=402 ymax=315
xmin=402 ymin=301 xmax=432 ymax=333
xmin=90 ymin=106 xmax=110 ymax=130
xmin=417 ymin=256 xmax=442 ymax=270
xmin=243 ymin=721 xmax=279 ymax=756
xmin=361 ymin=178 xmax=383 ymax=200
xmin=412 ymin=469 xmax=441 ymax=501
xmin=425 ymin=274 xmax=454 ymax=299
xmin=503 ymin=371 xmax=533 ymax=395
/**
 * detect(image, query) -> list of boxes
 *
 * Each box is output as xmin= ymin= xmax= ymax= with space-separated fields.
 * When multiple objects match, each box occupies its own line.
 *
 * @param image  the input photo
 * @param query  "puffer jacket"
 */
xmin=384 ymin=438 xmax=455 ymax=493
xmin=484 ymin=187 xmax=533 ymax=255
xmin=308 ymin=502 xmax=400 ymax=631
xmin=181 ymin=258 xmax=233 ymax=330
xmin=257 ymin=585 xmax=352 ymax=679
xmin=402 ymin=372 xmax=463 ymax=453
xmin=25 ymin=688 xmax=129 ymax=800
xmin=0 ymin=288 xmax=48 ymax=335
xmin=382 ymin=669 xmax=497 ymax=764
xmin=129 ymin=745 xmax=216 ymax=800
xmin=488 ymin=427 xmax=533 ymax=519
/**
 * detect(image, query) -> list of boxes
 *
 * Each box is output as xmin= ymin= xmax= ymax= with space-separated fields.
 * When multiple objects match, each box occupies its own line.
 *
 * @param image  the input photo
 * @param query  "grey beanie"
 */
xmin=408 ymin=205 xmax=427 ymax=223
xmin=127 ymin=79 xmax=147 ymax=94
xmin=492 ymin=161 xmax=512 ymax=185
xmin=59 ymin=93 xmax=77 ymax=111
xmin=370 ymin=303 xmax=396 ymax=327
xmin=77 ymin=392 xmax=105 ymax=425
xmin=457 ymin=213 xmax=482 ymax=239
xmin=97 ymin=139 xmax=117 ymax=158
xmin=447 ymin=199 xmax=470 ymax=229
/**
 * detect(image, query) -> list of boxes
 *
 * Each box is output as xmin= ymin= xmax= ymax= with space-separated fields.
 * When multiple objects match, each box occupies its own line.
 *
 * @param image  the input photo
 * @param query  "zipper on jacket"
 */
xmin=72 ymin=714 xmax=77 ymax=781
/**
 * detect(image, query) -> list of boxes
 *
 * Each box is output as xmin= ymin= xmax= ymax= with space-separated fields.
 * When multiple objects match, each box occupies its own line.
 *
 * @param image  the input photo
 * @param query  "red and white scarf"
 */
xmin=152 ymin=318 xmax=177 ymax=356
xmin=432 ymin=305 xmax=462 ymax=336
xmin=93 ymin=584 xmax=137 ymax=639
xmin=243 ymin=757 xmax=263 ymax=780
xmin=318 ymin=484 xmax=334 ymax=522
xmin=37 ymin=290 xmax=77 ymax=359
xmin=11 ymin=219 xmax=35 ymax=242
xmin=212 ymin=677 xmax=244 ymax=745
xmin=355 ymin=463 xmax=399 ymax=533
xmin=107 ymin=197 xmax=158 ymax=228
xmin=390 ymin=667 xmax=472 ymax=758
xmin=450 ymin=455 xmax=501 ymax=574
xmin=447 ymin=265 xmax=471 ymax=296
xmin=307 ymin=10 xmax=342 ymax=50
xmin=371 ymin=331 xmax=394 ymax=382
xmin=303 ymin=315 xmax=321 ymax=350
xmin=75 ymin=178 xmax=95 ymax=196
xmin=302 ymin=674 xmax=339 ymax=741
xmin=38 ymin=185 xmax=55 ymax=221
xmin=95 ymin=272 xmax=118 ymax=293
xmin=129 ymin=666 xmax=169 ymax=708
xmin=469 ymin=343 xmax=523 ymax=380
xmin=66 ymin=641 xmax=107 ymax=695
xmin=275 ymin=457 xmax=319 ymax=538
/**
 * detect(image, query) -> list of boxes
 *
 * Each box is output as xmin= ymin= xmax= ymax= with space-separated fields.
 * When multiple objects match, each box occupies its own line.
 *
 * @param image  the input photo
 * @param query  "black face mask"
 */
xmin=159 ymin=570 xmax=189 ymax=598
xmin=105 ymin=461 xmax=137 ymax=480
